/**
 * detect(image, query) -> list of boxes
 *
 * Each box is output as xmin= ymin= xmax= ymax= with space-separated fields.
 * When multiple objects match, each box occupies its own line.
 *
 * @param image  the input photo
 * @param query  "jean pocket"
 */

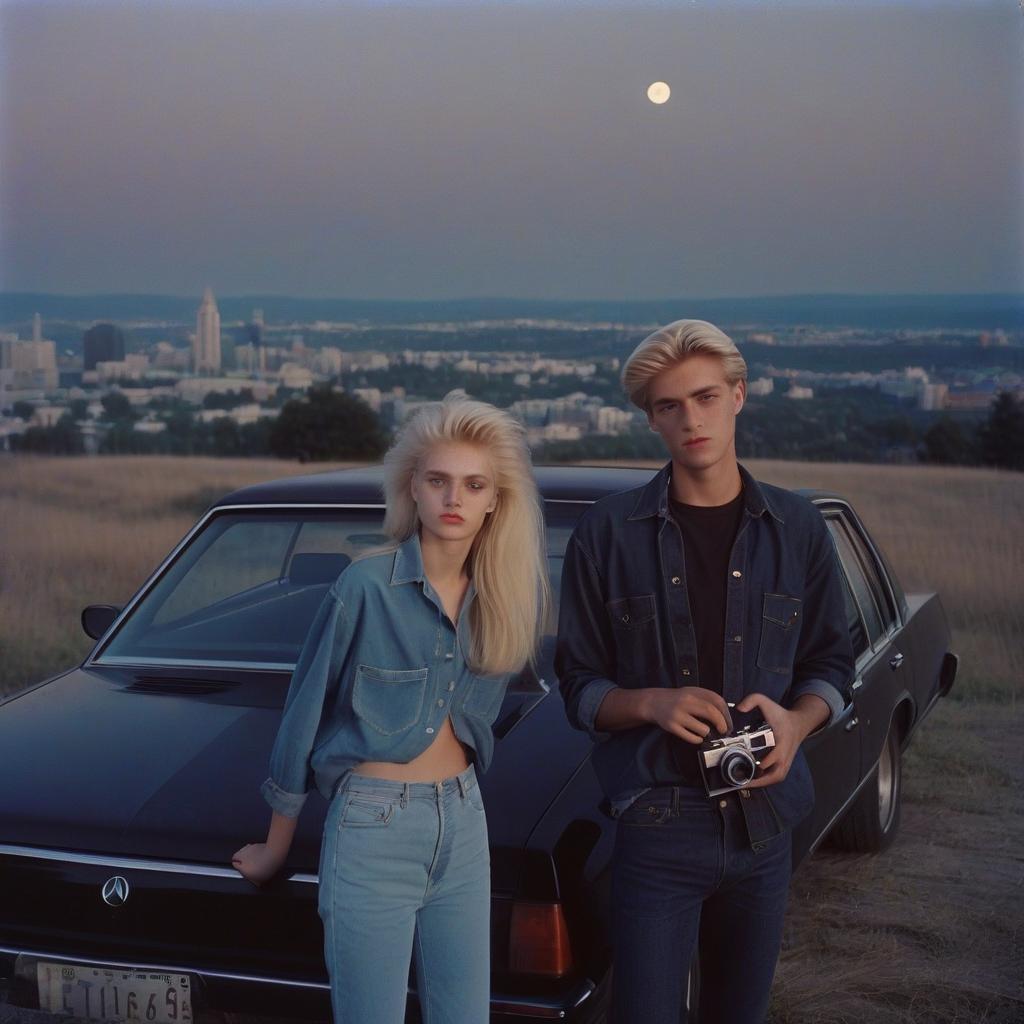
xmin=756 ymin=594 xmax=802 ymax=674
xmin=466 ymin=782 xmax=486 ymax=813
xmin=352 ymin=664 xmax=429 ymax=735
xmin=618 ymin=792 xmax=674 ymax=827
xmin=341 ymin=794 xmax=396 ymax=828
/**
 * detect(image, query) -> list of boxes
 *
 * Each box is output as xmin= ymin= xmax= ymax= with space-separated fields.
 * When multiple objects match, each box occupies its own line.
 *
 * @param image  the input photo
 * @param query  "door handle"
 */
xmin=889 ymin=652 xmax=905 ymax=670
xmin=844 ymin=716 xmax=860 ymax=733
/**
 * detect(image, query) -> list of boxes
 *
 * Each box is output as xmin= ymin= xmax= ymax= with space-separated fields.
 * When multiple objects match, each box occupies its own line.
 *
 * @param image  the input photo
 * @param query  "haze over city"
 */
xmin=2 ymin=0 xmax=1020 ymax=301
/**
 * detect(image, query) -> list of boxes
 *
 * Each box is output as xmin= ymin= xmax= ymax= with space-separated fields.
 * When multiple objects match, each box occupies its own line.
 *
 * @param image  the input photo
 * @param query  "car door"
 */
xmin=826 ymin=510 xmax=906 ymax=781
xmin=794 ymin=512 xmax=865 ymax=856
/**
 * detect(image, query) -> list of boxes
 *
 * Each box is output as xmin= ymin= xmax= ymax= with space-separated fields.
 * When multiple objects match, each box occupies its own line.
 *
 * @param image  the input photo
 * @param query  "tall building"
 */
xmin=193 ymin=288 xmax=222 ymax=375
xmin=83 ymin=323 xmax=127 ymax=371
xmin=0 ymin=337 xmax=58 ymax=390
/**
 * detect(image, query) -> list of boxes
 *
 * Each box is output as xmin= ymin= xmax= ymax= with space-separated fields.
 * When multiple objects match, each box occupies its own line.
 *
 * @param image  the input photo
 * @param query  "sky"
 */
xmin=1 ymin=0 xmax=1020 ymax=300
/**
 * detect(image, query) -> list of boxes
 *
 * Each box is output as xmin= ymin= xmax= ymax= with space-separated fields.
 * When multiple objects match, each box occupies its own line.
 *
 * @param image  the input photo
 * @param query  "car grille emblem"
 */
xmin=101 ymin=876 xmax=130 ymax=907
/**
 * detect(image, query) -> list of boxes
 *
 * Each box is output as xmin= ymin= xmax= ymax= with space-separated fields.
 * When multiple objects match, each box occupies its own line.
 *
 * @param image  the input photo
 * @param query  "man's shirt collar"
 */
xmin=627 ymin=460 xmax=785 ymax=524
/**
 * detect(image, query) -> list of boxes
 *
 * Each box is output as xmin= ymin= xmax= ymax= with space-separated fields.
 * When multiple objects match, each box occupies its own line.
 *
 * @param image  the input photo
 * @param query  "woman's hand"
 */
xmin=231 ymin=842 xmax=287 ymax=886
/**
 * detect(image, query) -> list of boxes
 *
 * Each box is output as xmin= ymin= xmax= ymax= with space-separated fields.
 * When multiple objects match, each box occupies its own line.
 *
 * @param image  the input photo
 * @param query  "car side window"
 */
xmin=840 ymin=518 xmax=897 ymax=634
xmin=838 ymin=570 xmax=870 ymax=660
xmin=826 ymin=516 xmax=884 ymax=651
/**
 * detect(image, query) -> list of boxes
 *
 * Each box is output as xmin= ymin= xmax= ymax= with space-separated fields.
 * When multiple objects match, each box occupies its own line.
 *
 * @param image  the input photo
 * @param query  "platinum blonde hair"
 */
xmin=621 ymin=319 xmax=747 ymax=411
xmin=382 ymin=392 xmax=550 ymax=677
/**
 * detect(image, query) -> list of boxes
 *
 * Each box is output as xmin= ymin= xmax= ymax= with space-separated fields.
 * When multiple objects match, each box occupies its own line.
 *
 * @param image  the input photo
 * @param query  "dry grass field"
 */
xmin=1 ymin=453 xmax=1022 ymax=1022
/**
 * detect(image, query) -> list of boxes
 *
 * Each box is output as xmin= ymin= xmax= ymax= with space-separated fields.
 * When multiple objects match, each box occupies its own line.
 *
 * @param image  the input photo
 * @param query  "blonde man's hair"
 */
xmin=382 ymin=392 xmax=550 ymax=677
xmin=621 ymin=319 xmax=748 ymax=411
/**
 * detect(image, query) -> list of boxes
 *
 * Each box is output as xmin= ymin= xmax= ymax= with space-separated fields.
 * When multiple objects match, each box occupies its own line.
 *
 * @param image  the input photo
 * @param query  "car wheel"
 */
xmin=831 ymin=723 xmax=902 ymax=853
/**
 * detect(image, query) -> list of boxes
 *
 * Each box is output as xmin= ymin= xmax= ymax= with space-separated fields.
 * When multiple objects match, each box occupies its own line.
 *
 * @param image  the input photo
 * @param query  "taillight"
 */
xmin=507 ymin=901 xmax=573 ymax=977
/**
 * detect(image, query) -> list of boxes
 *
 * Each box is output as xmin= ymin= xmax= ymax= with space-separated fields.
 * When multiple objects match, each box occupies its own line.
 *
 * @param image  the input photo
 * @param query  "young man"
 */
xmin=556 ymin=320 xmax=854 ymax=1023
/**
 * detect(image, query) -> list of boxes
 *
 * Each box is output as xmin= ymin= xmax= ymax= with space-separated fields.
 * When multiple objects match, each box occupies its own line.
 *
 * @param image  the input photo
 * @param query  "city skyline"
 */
xmin=1 ymin=1 xmax=1020 ymax=300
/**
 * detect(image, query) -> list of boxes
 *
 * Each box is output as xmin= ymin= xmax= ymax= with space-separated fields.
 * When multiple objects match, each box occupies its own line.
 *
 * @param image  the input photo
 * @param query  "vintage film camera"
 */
xmin=697 ymin=722 xmax=776 ymax=797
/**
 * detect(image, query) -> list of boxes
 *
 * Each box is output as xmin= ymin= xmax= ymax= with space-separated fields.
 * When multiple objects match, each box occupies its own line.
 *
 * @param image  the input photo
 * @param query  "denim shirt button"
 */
xmin=671 ymin=576 xmax=681 ymax=585
xmin=445 ymin=653 xmax=454 ymax=660
xmin=733 ymin=635 xmax=742 ymax=642
xmin=447 ymin=682 xmax=455 ymax=692
xmin=437 ymin=699 xmax=445 ymax=708
xmin=425 ymin=727 xmax=435 ymax=734
xmin=732 ymin=570 xmax=742 ymax=578
xmin=681 ymin=668 xmax=691 ymax=676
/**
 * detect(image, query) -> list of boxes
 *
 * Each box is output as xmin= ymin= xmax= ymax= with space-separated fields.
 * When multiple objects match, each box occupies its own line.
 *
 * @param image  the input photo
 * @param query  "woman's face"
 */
xmin=411 ymin=441 xmax=497 ymax=546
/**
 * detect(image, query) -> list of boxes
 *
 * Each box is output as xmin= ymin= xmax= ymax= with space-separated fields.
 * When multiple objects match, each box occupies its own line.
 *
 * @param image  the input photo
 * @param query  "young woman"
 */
xmin=232 ymin=393 xmax=549 ymax=1024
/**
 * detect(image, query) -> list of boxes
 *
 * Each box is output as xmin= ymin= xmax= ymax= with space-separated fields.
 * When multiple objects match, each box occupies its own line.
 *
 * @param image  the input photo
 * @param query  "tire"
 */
xmin=830 ymin=723 xmax=902 ymax=853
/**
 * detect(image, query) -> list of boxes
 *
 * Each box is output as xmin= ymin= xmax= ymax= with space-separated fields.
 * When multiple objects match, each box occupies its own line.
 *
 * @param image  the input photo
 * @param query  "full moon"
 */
xmin=647 ymin=81 xmax=671 ymax=105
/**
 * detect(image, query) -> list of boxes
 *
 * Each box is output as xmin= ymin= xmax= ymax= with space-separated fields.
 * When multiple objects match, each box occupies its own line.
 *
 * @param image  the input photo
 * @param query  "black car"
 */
xmin=0 ymin=465 xmax=958 ymax=1024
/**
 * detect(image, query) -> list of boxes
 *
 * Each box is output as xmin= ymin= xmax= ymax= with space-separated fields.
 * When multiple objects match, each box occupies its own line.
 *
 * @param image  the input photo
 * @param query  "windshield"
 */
xmin=97 ymin=508 xmax=577 ymax=672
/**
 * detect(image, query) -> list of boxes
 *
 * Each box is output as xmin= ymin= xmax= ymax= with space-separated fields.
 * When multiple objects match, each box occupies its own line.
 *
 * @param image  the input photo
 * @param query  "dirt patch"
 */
xmin=771 ymin=699 xmax=1024 ymax=1024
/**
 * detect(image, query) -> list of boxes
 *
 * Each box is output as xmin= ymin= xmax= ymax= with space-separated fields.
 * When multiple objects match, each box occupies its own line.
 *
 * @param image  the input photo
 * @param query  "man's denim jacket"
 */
xmin=555 ymin=462 xmax=854 ymax=844
xmin=261 ymin=532 xmax=510 ymax=817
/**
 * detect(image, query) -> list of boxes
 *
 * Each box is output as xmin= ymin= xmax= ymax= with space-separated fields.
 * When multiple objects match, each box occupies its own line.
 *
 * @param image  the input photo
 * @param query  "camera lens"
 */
xmin=720 ymin=749 xmax=756 ymax=786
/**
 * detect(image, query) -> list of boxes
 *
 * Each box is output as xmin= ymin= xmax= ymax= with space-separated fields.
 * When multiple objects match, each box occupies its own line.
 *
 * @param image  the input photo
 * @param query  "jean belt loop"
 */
xmin=671 ymin=786 xmax=680 ymax=817
xmin=457 ymin=773 xmax=467 ymax=799
xmin=400 ymin=783 xmax=409 ymax=810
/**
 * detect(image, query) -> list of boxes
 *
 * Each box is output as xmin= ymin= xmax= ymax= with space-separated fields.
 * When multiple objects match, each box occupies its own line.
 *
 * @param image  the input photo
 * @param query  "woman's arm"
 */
xmin=231 ymin=811 xmax=300 ymax=886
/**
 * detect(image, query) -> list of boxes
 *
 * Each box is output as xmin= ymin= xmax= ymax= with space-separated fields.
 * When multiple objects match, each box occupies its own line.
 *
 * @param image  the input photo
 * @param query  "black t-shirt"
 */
xmin=669 ymin=488 xmax=745 ymax=695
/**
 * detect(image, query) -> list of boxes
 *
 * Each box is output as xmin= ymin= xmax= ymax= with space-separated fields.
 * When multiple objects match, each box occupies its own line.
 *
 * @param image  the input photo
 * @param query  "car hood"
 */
xmin=0 ymin=664 xmax=586 ymax=873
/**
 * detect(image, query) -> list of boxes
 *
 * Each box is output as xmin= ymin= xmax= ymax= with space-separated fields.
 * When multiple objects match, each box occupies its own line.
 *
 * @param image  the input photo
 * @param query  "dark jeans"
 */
xmin=610 ymin=785 xmax=792 ymax=1024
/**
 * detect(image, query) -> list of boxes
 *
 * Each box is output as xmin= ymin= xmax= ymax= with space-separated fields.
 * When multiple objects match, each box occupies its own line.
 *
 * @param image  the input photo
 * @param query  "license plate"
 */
xmin=36 ymin=962 xmax=193 ymax=1024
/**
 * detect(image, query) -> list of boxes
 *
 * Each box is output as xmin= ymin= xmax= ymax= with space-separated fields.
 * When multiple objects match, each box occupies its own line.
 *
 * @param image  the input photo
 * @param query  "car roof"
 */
xmin=215 ymin=464 xmax=658 ymax=507
xmin=214 ymin=463 xmax=840 ymax=509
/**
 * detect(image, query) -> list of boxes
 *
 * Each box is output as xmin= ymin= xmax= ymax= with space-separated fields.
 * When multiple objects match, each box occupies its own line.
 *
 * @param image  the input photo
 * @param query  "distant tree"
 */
xmin=211 ymin=417 xmax=241 ymax=455
xmin=101 ymin=391 xmax=136 ymax=422
xmin=16 ymin=413 xmax=84 ymax=454
xmin=975 ymin=392 xmax=1024 ymax=471
xmin=922 ymin=417 xmax=972 ymax=465
xmin=269 ymin=386 xmax=388 ymax=461
xmin=238 ymin=418 xmax=273 ymax=455
xmin=203 ymin=388 xmax=254 ymax=410
xmin=12 ymin=400 xmax=35 ymax=420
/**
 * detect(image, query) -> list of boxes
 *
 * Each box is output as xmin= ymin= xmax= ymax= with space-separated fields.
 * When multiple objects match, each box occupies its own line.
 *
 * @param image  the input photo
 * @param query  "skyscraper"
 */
xmin=193 ymin=288 xmax=222 ymax=375
xmin=83 ymin=323 xmax=126 ymax=371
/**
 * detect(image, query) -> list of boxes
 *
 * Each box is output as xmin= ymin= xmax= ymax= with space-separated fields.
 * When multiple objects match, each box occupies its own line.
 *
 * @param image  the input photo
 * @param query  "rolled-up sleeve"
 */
xmin=555 ymin=534 xmax=618 ymax=742
xmin=260 ymin=585 xmax=351 ymax=817
xmin=787 ymin=518 xmax=855 ymax=729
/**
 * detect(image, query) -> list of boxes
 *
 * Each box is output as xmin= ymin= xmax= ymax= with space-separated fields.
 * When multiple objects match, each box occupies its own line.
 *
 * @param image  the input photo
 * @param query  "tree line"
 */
xmin=9 ymin=385 xmax=1024 ymax=472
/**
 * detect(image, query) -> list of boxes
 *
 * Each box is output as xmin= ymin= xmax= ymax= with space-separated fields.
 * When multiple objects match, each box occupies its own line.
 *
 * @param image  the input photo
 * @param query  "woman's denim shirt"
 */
xmin=261 ymin=533 xmax=510 ymax=817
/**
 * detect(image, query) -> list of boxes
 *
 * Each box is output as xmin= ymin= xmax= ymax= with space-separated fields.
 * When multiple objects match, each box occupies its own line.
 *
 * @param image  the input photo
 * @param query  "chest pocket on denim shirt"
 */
xmin=606 ymin=594 xmax=662 ymax=681
xmin=756 ymin=594 xmax=802 ymax=674
xmin=462 ymin=674 xmax=507 ymax=721
xmin=352 ymin=664 xmax=429 ymax=735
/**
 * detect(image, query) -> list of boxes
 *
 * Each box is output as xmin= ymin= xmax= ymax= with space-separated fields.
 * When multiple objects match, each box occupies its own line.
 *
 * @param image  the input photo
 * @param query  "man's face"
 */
xmin=645 ymin=354 xmax=746 ymax=472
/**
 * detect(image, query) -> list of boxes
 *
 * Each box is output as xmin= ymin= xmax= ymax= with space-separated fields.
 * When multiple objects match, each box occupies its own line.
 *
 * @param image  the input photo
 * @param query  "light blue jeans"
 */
xmin=318 ymin=764 xmax=491 ymax=1024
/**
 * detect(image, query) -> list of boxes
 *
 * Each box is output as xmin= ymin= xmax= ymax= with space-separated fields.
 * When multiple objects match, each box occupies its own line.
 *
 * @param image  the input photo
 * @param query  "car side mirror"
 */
xmin=82 ymin=605 xmax=121 ymax=640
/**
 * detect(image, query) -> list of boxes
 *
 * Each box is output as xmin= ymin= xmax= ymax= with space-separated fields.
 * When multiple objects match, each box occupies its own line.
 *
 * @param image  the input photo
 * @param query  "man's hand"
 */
xmin=735 ymin=692 xmax=829 ymax=788
xmin=231 ymin=841 xmax=287 ymax=887
xmin=644 ymin=686 xmax=734 ymax=744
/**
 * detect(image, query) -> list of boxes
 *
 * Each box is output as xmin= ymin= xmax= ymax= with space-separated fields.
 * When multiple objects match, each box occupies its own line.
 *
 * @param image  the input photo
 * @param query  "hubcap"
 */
xmin=877 ymin=736 xmax=896 ymax=830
